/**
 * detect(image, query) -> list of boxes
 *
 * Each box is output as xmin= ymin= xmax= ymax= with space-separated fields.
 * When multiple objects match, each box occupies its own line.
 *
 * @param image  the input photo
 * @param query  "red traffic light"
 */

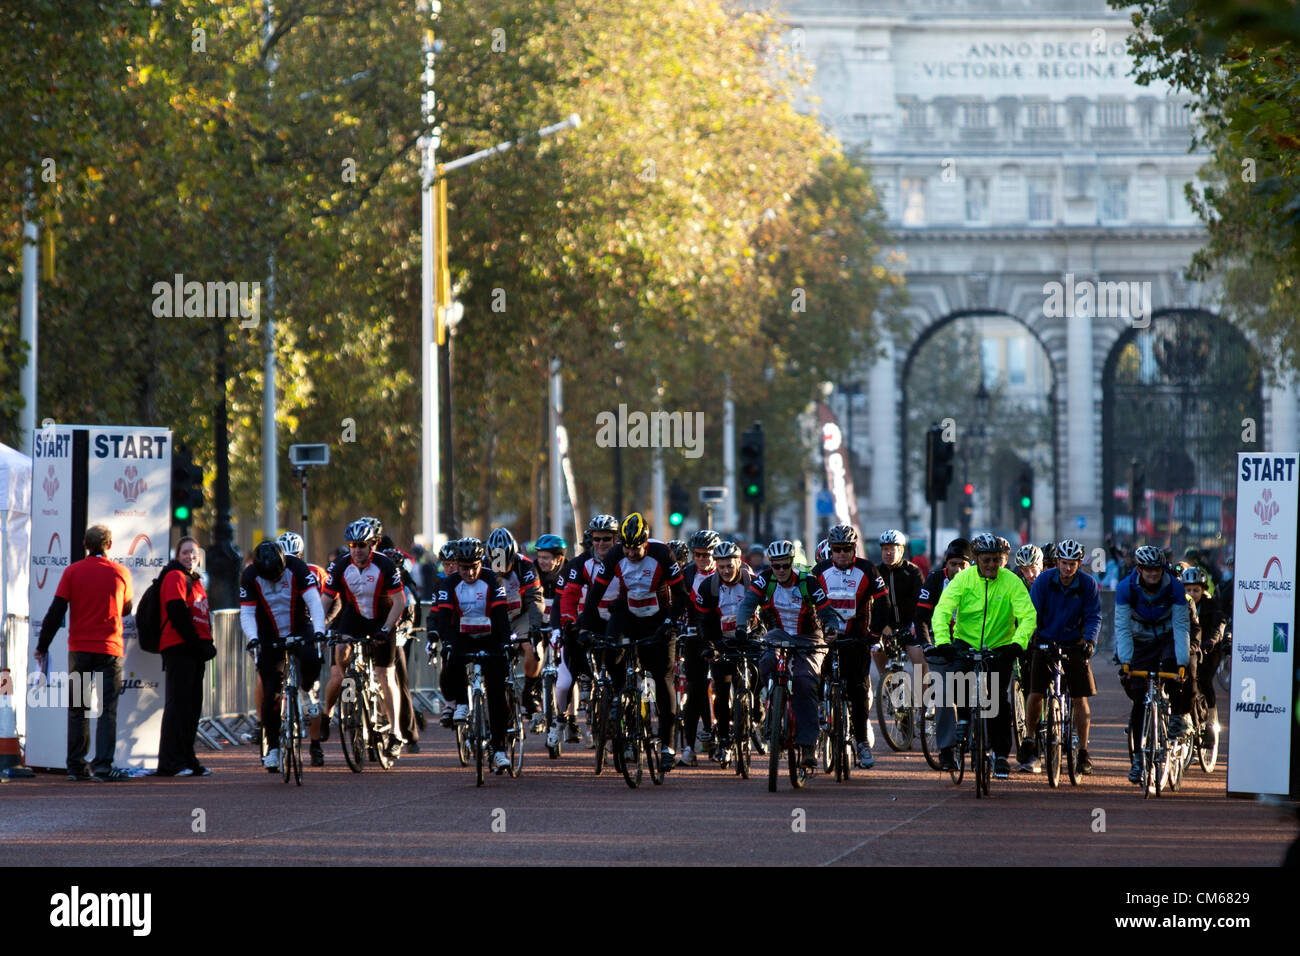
xmin=963 ymin=483 xmax=975 ymax=496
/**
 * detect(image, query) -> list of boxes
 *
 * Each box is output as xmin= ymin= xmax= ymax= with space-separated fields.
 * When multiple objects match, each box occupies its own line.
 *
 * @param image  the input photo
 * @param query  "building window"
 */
xmin=901 ymin=177 xmax=926 ymax=225
xmin=1102 ymin=176 xmax=1129 ymax=221
xmin=1097 ymin=101 xmax=1127 ymax=128
xmin=1166 ymin=100 xmax=1192 ymax=128
xmin=965 ymin=177 xmax=989 ymax=222
xmin=1008 ymin=337 xmax=1027 ymax=386
xmin=963 ymin=102 xmax=989 ymax=128
xmin=981 ymin=339 xmax=1000 ymax=387
xmin=1027 ymin=176 xmax=1054 ymax=222
xmin=902 ymin=102 xmax=927 ymax=129
xmin=1025 ymin=102 xmax=1055 ymax=128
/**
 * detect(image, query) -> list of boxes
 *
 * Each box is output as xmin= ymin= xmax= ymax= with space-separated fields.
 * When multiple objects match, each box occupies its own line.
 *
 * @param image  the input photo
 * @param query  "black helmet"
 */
xmin=667 ymin=540 xmax=689 ymax=565
xmin=688 ymin=529 xmax=721 ymax=553
xmin=439 ymin=540 xmax=458 ymax=562
xmin=588 ymin=514 xmax=618 ymax=533
xmin=253 ymin=540 xmax=286 ymax=580
xmin=713 ymin=540 xmax=742 ymax=560
xmin=486 ymin=528 xmax=518 ymax=574
xmin=454 ymin=537 xmax=485 ymax=563
xmin=828 ymin=524 xmax=859 ymax=546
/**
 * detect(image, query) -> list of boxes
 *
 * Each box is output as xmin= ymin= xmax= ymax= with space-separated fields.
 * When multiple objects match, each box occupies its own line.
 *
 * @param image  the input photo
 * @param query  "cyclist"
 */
xmin=928 ymin=533 xmax=1036 ymax=778
xmin=554 ymin=515 xmax=622 ymax=751
xmin=811 ymin=524 xmax=890 ymax=768
xmin=678 ymin=528 xmax=720 ymax=765
xmin=485 ymin=527 xmax=546 ymax=731
xmin=693 ymin=539 xmax=755 ymax=762
xmin=273 ymin=531 xmax=329 ymax=763
xmin=321 ymin=519 xmax=408 ymax=760
xmin=995 ymin=537 xmax=1013 ymax=568
xmin=435 ymin=537 xmax=516 ymax=774
xmin=667 ymin=539 xmax=690 ymax=570
xmin=580 ymin=512 xmax=688 ymax=769
xmin=914 ymin=539 xmax=973 ymax=647
xmin=814 ymin=539 xmax=830 ymax=564
xmin=241 ymin=541 xmax=327 ymax=771
xmin=737 ymin=539 xmax=839 ymax=770
xmin=874 ymin=528 xmax=926 ymax=728
xmin=435 ymin=539 xmax=461 ymax=727
xmin=1115 ymin=544 xmax=1191 ymax=784
xmin=1013 ymin=544 xmax=1044 ymax=591
xmin=1019 ymin=538 xmax=1100 ymax=774
xmin=533 ymin=533 xmax=579 ymax=745
xmin=1183 ymin=565 xmax=1226 ymax=731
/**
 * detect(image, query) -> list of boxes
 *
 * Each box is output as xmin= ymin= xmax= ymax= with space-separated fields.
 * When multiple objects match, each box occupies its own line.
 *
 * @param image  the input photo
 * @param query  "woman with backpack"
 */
xmin=155 ymin=536 xmax=215 ymax=777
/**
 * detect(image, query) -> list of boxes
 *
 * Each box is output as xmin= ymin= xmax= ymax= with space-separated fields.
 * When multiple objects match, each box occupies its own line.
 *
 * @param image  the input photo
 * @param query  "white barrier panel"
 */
xmin=1228 ymin=452 xmax=1298 ymax=796
xmin=25 ymin=426 xmax=170 ymax=771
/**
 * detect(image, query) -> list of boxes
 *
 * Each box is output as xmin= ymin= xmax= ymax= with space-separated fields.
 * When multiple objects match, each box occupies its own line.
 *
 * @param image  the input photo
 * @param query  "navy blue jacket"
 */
xmin=1029 ymin=567 xmax=1102 ymax=646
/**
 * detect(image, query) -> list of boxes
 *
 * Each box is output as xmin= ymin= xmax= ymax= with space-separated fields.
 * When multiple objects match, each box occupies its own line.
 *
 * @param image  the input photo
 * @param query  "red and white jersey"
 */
xmin=812 ymin=557 xmax=888 ymax=636
xmin=560 ymin=551 xmax=620 ymax=623
xmin=442 ymin=575 xmax=507 ymax=635
xmin=323 ymin=552 xmax=403 ymax=621
xmin=498 ymin=554 xmax=541 ymax=622
xmin=693 ymin=567 xmax=752 ymax=637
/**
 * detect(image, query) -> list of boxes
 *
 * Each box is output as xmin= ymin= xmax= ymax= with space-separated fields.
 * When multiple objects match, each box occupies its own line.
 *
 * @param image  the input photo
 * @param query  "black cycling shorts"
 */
xmin=1028 ymin=643 xmax=1096 ymax=697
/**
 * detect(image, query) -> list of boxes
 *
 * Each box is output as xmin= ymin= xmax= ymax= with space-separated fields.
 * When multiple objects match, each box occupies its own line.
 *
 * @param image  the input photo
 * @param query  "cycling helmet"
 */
xmin=1134 ymin=545 xmax=1164 ymax=568
xmin=454 ymin=537 xmax=485 ymax=563
xmin=688 ymin=529 xmax=721 ymax=553
xmin=253 ymin=540 xmax=286 ymax=580
xmin=359 ymin=516 xmax=383 ymax=540
xmin=1056 ymin=538 xmax=1085 ymax=561
xmin=667 ymin=540 xmax=689 ymax=565
xmin=815 ymin=539 xmax=831 ymax=562
xmin=381 ymin=548 xmax=405 ymax=566
xmin=971 ymin=532 xmax=1001 ymax=554
xmin=345 ymin=519 xmax=376 ymax=544
xmin=878 ymin=529 xmax=907 ymax=547
xmin=1180 ymin=565 xmax=1207 ymax=585
xmin=713 ymin=540 xmax=742 ymax=560
xmin=582 ymin=529 xmax=593 ymax=551
xmin=276 ymin=531 xmax=304 ymax=557
xmin=827 ymin=524 xmax=858 ymax=546
xmin=438 ymin=540 xmax=458 ymax=562
xmin=995 ymin=536 xmax=1013 ymax=554
xmin=588 ymin=514 xmax=619 ymax=533
xmin=1041 ymin=542 xmax=1056 ymax=565
xmin=1015 ymin=544 xmax=1043 ymax=568
xmin=766 ymin=540 xmax=795 ymax=561
xmin=534 ymin=533 xmax=567 ymax=555
xmin=486 ymin=528 xmax=518 ymax=574
xmin=620 ymin=512 xmax=649 ymax=547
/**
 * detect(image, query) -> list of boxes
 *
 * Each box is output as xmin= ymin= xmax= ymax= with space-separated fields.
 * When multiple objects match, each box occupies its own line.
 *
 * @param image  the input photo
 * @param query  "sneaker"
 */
xmin=1128 ymin=755 xmax=1143 ymax=784
xmin=583 ymin=728 xmax=596 ymax=750
xmin=566 ymin=719 xmax=581 ymax=744
xmin=453 ymin=704 xmax=469 ymax=723
xmin=994 ymin=756 xmax=1010 ymax=779
xmin=546 ymin=723 xmax=561 ymax=749
xmin=857 ymin=742 xmax=875 ymax=769
xmin=189 ymin=765 xmax=213 ymax=777
xmin=386 ymin=739 xmax=404 ymax=760
xmin=310 ymin=744 xmax=325 ymax=767
xmin=800 ymin=745 xmax=818 ymax=769
xmin=939 ymin=747 xmax=957 ymax=772
xmin=493 ymin=751 xmax=511 ymax=773
xmin=676 ymin=746 xmax=695 ymax=767
xmin=93 ymin=768 xmax=132 ymax=782
xmin=172 ymin=768 xmax=196 ymax=777
xmin=1019 ymin=757 xmax=1041 ymax=774
xmin=67 ymin=768 xmax=96 ymax=782
xmin=1016 ymin=737 xmax=1036 ymax=764
xmin=263 ymin=748 xmax=282 ymax=772
xmin=662 ymin=747 xmax=677 ymax=771
xmin=440 ymin=704 xmax=455 ymax=728
xmin=530 ymin=713 xmax=547 ymax=734
xmin=1077 ymin=749 xmax=1093 ymax=775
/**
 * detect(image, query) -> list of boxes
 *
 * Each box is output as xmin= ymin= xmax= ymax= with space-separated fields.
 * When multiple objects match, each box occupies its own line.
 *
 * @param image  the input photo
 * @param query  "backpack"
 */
xmin=135 ymin=565 xmax=193 ymax=653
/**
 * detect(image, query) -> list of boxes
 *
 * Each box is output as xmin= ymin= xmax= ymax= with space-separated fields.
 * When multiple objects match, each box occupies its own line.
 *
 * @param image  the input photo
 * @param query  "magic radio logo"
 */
xmin=1255 ymin=489 xmax=1280 ymax=526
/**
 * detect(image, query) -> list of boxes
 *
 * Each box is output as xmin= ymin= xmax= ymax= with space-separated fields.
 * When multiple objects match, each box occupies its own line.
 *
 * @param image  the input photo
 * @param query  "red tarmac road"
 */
xmin=1 ymin=679 xmax=1294 ymax=866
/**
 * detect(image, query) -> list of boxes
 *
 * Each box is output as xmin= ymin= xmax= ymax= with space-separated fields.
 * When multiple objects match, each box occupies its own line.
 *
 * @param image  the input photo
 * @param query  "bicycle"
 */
xmin=1187 ymin=688 xmax=1220 ymax=773
xmin=580 ymin=631 xmax=618 ymax=776
xmin=763 ymin=630 xmax=828 ymax=793
xmin=459 ymin=635 xmax=529 ymax=786
xmin=1124 ymin=665 xmax=1183 ymax=799
xmin=253 ymin=636 xmax=317 ymax=786
xmin=330 ymin=632 xmax=396 ymax=774
xmin=925 ymin=643 xmax=997 ymax=798
xmin=541 ymin=630 xmax=563 ymax=759
xmin=875 ymin=630 xmax=916 ymax=753
xmin=822 ymin=635 xmax=870 ymax=781
xmin=1011 ymin=653 xmax=1029 ymax=762
xmin=1033 ymin=643 xmax=1079 ymax=788
xmin=610 ymin=631 xmax=669 ymax=789
xmin=707 ymin=633 xmax=766 ymax=778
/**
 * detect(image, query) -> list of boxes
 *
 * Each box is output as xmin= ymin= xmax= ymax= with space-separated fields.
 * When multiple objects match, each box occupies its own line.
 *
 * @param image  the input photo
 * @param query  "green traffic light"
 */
xmin=669 ymin=512 xmax=684 ymax=527
xmin=1020 ymin=496 xmax=1032 ymax=509
xmin=174 ymin=505 xmax=191 ymax=522
xmin=746 ymin=484 xmax=759 ymax=496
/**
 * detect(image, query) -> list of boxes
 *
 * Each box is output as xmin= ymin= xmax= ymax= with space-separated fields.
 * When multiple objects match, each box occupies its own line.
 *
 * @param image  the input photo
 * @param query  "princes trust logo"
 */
xmin=113 ymin=465 xmax=147 ymax=504
xmin=43 ymin=465 xmax=59 ymax=501
xmin=1255 ymin=489 xmax=1280 ymax=526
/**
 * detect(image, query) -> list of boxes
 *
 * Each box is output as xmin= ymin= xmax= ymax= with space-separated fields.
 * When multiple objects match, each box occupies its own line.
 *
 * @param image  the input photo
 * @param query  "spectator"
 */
xmin=35 ymin=524 xmax=134 ymax=782
xmin=155 ymin=537 xmax=215 ymax=777
xmin=745 ymin=544 xmax=766 ymax=571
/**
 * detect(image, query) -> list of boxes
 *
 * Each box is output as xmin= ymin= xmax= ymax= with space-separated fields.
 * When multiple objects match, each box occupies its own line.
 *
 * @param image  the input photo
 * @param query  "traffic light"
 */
xmin=668 ymin=480 xmax=690 ymax=528
xmin=740 ymin=424 xmax=765 ymax=504
xmin=171 ymin=448 xmax=205 ymax=528
xmin=1018 ymin=467 xmax=1033 ymax=512
xmin=925 ymin=424 xmax=954 ymax=503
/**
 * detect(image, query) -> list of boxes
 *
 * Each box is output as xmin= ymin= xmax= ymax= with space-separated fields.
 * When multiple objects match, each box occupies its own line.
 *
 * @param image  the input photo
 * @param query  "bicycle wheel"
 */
xmin=474 ymin=691 xmax=487 ymax=787
xmin=818 ymin=682 xmax=834 ymax=773
xmin=646 ymin=708 xmax=664 ymax=786
xmin=1064 ymin=701 xmax=1079 ymax=786
xmin=340 ymin=673 xmax=365 ymax=773
xmin=835 ymin=687 xmax=851 ymax=782
xmin=974 ymin=715 xmax=990 ymax=797
xmin=289 ymin=692 xmax=303 ymax=786
xmin=544 ymin=671 xmax=560 ymax=759
xmin=878 ymin=669 xmax=913 ymax=752
xmin=280 ymin=686 xmax=293 ymax=784
xmin=1045 ymin=696 xmax=1062 ymax=788
xmin=1214 ymin=653 xmax=1230 ymax=696
xmin=767 ymin=682 xmax=785 ymax=792
xmin=593 ymin=684 xmax=610 ymax=776
xmin=1011 ymin=670 xmax=1027 ymax=757
xmin=506 ymin=683 xmax=524 ymax=778
xmin=921 ymin=706 xmax=942 ymax=771
xmin=788 ymin=691 xmax=809 ymax=790
xmin=1140 ymin=702 xmax=1157 ymax=799
xmin=455 ymin=723 xmax=471 ymax=767
xmin=734 ymin=692 xmax=751 ymax=779
xmin=751 ymin=677 xmax=768 ymax=755
xmin=950 ymin=722 xmax=965 ymax=786
xmin=1197 ymin=716 xmax=1219 ymax=773
xmin=620 ymin=689 xmax=643 ymax=789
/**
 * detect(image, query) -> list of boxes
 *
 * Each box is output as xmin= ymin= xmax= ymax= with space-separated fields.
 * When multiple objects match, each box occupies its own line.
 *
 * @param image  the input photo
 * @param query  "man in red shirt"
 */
xmin=35 ymin=524 xmax=134 ymax=782
xmin=156 ymin=536 xmax=215 ymax=777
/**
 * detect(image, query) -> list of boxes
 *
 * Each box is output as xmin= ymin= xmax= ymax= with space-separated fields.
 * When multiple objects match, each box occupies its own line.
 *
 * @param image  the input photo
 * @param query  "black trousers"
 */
xmin=66 ymin=651 xmax=123 ymax=775
xmin=681 ymin=637 xmax=713 ymax=748
xmin=158 ymin=647 xmax=205 ymax=774
xmin=395 ymin=640 xmax=418 ymax=743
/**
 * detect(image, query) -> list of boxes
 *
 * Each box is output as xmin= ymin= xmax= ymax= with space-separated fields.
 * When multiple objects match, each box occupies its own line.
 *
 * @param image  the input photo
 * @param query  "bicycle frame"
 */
xmin=1035 ymin=643 xmax=1076 ymax=787
xmin=1127 ymin=667 xmax=1181 ymax=798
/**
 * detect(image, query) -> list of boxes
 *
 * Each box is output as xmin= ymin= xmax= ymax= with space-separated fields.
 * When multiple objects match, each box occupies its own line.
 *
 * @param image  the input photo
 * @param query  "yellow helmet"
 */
xmin=620 ymin=512 xmax=649 ymax=547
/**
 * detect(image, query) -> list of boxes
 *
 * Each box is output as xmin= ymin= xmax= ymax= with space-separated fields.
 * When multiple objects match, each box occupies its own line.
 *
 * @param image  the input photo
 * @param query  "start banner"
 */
xmin=1228 ymin=452 xmax=1298 ymax=797
xmin=25 ymin=425 xmax=171 ymax=771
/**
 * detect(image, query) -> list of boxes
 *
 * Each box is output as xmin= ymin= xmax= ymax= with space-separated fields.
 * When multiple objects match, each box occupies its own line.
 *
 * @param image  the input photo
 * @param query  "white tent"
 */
xmin=0 ymin=441 xmax=32 ymax=741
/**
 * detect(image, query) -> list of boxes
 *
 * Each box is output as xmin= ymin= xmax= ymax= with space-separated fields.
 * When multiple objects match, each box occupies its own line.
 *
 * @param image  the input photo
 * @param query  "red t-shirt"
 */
xmin=159 ymin=567 xmax=213 ymax=652
xmin=54 ymin=555 xmax=133 ymax=657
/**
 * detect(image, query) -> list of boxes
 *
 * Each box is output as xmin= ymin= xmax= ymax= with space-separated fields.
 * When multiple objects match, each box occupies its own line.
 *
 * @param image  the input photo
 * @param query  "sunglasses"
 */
xmin=592 ymin=535 xmax=615 ymax=543
xmin=348 ymin=541 xmax=372 ymax=549
xmin=831 ymin=546 xmax=854 ymax=554
xmin=692 ymin=550 xmax=712 ymax=559
xmin=769 ymin=561 xmax=792 ymax=570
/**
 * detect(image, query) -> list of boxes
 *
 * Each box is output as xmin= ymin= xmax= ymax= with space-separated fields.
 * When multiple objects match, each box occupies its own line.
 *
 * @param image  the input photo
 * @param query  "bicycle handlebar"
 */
xmin=1124 ymin=667 xmax=1184 ymax=680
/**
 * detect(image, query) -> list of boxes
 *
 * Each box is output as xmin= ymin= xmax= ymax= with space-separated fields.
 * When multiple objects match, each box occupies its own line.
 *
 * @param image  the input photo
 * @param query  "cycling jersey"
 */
xmin=323 ymin=551 xmax=404 ymax=622
xmin=581 ymin=540 xmax=686 ymax=629
xmin=559 ymin=549 xmax=621 ymax=625
xmin=737 ymin=568 xmax=837 ymax=638
xmin=239 ymin=555 xmax=326 ymax=645
xmin=877 ymin=560 xmax=924 ymax=636
xmin=930 ymin=565 xmax=1036 ymax=651
xmin=682 ymin=563 xmax=715 ymax=632
xmin=536 ymin=560 xmax=566 ymax=630
xmin=435 ymin=568 xmax=512 ymax=639
xmin=1029 ymin=567 xmax=1101 ymax=645
xmin=693 ymin=565 xmax=754 ymax=643
xmin=497 ymin=554 xmax=544 ymax=630
xmin=308 ymin=564 xmax=327 ymax=592
xmin=1114 ymin=568 xmax=1190 ymax=666
xmin=810 ymin=557 xmax=888 ymax=639
xmin=915 ymin=566 xmax=956 ymax=642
